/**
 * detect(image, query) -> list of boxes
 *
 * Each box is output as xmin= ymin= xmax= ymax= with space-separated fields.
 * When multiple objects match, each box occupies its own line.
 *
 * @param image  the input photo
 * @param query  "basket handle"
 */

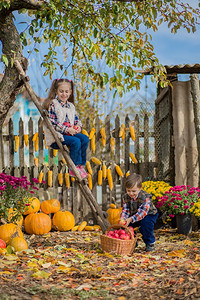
xmin=105 ymin=224 xmax=135 ymax=240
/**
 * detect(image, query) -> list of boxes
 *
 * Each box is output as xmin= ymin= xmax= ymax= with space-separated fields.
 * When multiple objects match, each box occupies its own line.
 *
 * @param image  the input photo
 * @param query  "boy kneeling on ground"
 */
xmin=119 ymin=173 xmax=158 ymax=252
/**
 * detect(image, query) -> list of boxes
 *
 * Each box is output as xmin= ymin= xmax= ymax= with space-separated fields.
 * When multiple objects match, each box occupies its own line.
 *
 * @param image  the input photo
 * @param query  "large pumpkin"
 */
xmin=53 ymin=211 xmax=75 ymax=231
xmin=8 ymin=208 xmax=23 ymax=227
xmin=24 ymin=213 xmax=51 ymax=235
xmin=40 ymin=199 xmax=60 ymax=214
xmin=9 ymin=237 xmax=28 ymax=252
xmin=0 ymin=223 xmax=23 ymax=244
xmin=107 ymin=204 xmax=122 ymax=225
xmin=24 ymin=197 xmax=41 ymax=215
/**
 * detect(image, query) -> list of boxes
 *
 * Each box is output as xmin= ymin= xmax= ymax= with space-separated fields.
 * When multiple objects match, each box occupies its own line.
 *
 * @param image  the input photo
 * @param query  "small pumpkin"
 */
xmin=0 ymin=239 xmax=6 ymax=248
xmin=9 ymin=237 xmax=28 ymax=252
xmin=53 ymin=211 xmax=75 ymax=231
xmin=40 ymin=199 xmax=61 ymax=214
xmin=0 ymin=223 xmax=23 ymax=244
xmin=24 ymin=197 xmax=41 ymax=215
xmin=107 ymin=204 xmax=122 ymax=225
xmin=8 ymin=208 xmax=23 ymax=227
xmin=24 ymin=213 xmax=52 ymax=235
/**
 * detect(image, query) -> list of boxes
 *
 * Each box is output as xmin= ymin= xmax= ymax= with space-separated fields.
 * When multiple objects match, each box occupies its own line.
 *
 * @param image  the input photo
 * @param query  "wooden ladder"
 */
xmin=14 ymin=60 xmax=110 ymax=233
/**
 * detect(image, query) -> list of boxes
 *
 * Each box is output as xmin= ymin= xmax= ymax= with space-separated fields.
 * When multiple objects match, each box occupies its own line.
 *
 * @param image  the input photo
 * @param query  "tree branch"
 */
xmin=0 ymin=0 xmax=44 ymax=14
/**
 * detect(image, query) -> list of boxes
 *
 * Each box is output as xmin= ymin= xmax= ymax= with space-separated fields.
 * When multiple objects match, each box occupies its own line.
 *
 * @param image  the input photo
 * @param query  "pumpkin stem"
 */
xmin=0 ymin=218 xmax=7 ymax=225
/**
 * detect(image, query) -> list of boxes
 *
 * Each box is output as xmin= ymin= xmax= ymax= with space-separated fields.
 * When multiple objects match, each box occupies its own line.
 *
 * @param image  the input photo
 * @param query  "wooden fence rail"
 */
xmin=0 ymin=114 xmax=157 ymax=224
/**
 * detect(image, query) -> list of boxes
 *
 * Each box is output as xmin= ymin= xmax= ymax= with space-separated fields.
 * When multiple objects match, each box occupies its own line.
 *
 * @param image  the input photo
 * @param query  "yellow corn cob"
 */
xmin=84 ymin=225 xmax=95 ymax=231
xmin=78 ymin=221 xmax=87 ymax=231
xmin=44 ymin=137 xmax=48 ymax=149
xmin=100 ymin=127 xmax=106 ymax=145
xmin=88 ymin=174 xmax=93 ymax=190
xmin=102 ymin=164 xmax=107 ymax=179
xmin=48 ymin=170 xmax=53 ymax=187
xmin=58 ymin=173 xmax=63 ymax=186
xmin=82 ymin=129 xmax=89 ymax=137
xmin=24 ymin=134 xmax=29 ymax=147
xmin=119 ymin=124 xmax=125 ymax=137
xmin=39 ymin=171 xmax=44 ymax=183
xmin=32 ymin=132 xmax=38 ymax=142
xmin=126 ymin=171 xmax=130 ymax=177
xmin=98 ymin=170 xmax=103 ymax=186
xmin=71 ymin=177 xmax=75 ymax=182
xmin=130 ymin=126 xmax=135 ymax=141
xmin=91 ymin=157 xmax=101 ymax=165
xmin=93 ymin=225 xmax=101 ymax=231
xmin=14 ymin=136 xmax=19 ymax=152
xmin=34 ymin=157 xmax=38 ymax=167
xmin=102 ymin=137 xmax=106 ymax=147
xmin=129 ymin=153 xmax=138 ymax=164
xmin=53 ymin=149 xmax=58 ymax=157
xmin=90 ymin=135 xmax=96 ymax=153
xmin=110 ymin=137 xmax=115 ymax=152
xmin=65 ymin=173 xmax=70 ymax=188
xmin=86 ymin=161 xmax=93 ymax=175
xmin=72 ymin=225 xmax=79 ymax=231
xmin=34 ymin=136 xmax=38 ymax=152
xmin=121 ymin=129 xmax=125 ymax=140
xmin=115 ymin=165 xmax=124 ymax=177
xmin=100 ymin=127 xmax=106 ymax=139
xmin=89 ymin=127 xmax=96 ymax=140
xmin=107 ymin=168 xmax=113 ymax=191
xmin=62 ymin=158 xmax=66 ymax=164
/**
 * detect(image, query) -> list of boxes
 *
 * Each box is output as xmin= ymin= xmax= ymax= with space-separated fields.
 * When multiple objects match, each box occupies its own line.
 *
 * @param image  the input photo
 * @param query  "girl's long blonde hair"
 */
xmin=43 ymin=79 xmax=74 ymax=110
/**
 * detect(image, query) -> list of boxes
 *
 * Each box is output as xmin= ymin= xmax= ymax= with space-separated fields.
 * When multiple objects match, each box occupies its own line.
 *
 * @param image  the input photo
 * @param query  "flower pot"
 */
xmin=176 ymin=214 xmax=192 ymax=235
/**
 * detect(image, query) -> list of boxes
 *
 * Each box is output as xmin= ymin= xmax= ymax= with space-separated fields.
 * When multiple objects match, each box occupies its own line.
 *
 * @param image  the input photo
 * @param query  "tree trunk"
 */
xmin=190 ymin=74 xmax=200 ymax=186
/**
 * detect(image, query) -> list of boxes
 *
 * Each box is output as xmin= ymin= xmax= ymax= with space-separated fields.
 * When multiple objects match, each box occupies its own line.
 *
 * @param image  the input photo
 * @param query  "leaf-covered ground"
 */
xmin=0 ymin=227 xmax=200 ymax=300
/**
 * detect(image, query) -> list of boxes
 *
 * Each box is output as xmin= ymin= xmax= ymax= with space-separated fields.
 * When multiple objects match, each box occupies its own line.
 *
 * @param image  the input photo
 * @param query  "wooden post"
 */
xmin=14 ymin=60 xmax=110 ymax=233
xmin=190 ymin=74 xmax=200 ymax=186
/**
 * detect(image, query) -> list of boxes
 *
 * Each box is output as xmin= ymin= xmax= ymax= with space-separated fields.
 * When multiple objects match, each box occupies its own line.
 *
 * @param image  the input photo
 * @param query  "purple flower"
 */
xmin=183 ymin=199 xmax=188 ymax=204
xmin=174 ymin=205 xmax=178 ymax=209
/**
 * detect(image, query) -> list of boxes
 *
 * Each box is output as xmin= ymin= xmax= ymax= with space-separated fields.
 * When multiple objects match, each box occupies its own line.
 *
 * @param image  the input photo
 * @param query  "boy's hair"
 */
xmin=43 ymin=78 xmax=74 ymax=110
xmin=125 ymin=173 xmax=142 ymax=189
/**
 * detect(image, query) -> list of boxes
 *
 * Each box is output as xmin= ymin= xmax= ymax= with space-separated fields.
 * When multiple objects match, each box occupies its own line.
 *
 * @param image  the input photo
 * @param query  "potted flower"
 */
xmin=190 ymin=199 xmax=200 ymax=228
xmin=156 ymin=185 xmax=200 ymax=234
xmin=0 ymin=173 xmax=39 ymax=224
xmin=142 ymin=180 xmax=172 ymax=207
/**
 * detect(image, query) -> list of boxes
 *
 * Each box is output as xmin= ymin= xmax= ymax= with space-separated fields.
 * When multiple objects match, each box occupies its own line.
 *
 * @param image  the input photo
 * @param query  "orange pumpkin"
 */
xmin=23 ymin=197 xmax=41 ymax=215
xmin=53 ymin=211 xmax=75 ymax=231
xmin=40 ymin=199 xmax=60 ymax=214
xmin=9 ymin=237 xmax=28 ymax=252
xmin=107 ymin=204 xmax=122 ymax=225
xmin=8 ymin=208 xmax=23 ymax=227
xmin=24 ymin=213 xmax=51 ymax=235
xmin=0 ymin=223 xmax=23 ymax=244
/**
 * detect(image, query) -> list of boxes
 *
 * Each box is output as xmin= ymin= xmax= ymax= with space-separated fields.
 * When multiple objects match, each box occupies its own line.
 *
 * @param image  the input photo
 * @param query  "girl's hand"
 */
xmin=73 ymin=125 xmax=82 ymax=133
xmin=67 ymin=127 xmax=77 ymax=136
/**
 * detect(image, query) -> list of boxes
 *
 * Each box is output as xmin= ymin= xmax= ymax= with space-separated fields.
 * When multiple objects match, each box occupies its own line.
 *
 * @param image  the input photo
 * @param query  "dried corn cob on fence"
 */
xmin=2 ymin=108 xmax=156 ymax=226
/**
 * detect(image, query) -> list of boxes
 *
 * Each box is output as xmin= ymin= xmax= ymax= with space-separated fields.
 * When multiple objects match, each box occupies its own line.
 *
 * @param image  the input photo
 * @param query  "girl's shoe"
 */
xmin=77 ymin=166 xmax=88 ymax=178
xmin=69 ymin=168 xmax=76 ymax=177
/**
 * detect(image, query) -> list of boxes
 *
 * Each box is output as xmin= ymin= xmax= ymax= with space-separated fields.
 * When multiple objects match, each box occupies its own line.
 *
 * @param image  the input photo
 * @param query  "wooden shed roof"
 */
xmin=136 ymin=63 xmax=200 ymax=75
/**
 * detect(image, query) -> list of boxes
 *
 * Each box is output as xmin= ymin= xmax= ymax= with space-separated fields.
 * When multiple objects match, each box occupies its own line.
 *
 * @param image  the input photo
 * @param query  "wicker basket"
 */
xmin=100 ymin=224 xmax=137 ymax=255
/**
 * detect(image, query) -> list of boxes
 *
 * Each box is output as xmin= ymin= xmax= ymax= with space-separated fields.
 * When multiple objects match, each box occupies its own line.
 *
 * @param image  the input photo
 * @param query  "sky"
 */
xmin=1 ymin=2 xmax=200 ymax=110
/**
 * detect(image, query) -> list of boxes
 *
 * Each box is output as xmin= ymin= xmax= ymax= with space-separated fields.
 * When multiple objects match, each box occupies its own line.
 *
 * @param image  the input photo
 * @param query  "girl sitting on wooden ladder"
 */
xmin=43 ymin=78 xmax=89 ymax=178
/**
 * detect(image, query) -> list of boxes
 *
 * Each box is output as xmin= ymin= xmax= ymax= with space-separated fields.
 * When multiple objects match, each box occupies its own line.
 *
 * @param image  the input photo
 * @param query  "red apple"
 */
xmin=0 ymin=239 xmax=6 ymax=249
xmin=113 ymin=233 xmax=119 ymax=239
xmin=128 ymin=227 xmax=134 ymax=234
xmin=118 ymin=229 xmax=126 ymax=236
xmin=119 ymin=234 xmax=127 ymax=240
xmin=119 ymin=219 xmax=127 ymax=225
xmin=123 ymin=233 xmax=131 ymax=240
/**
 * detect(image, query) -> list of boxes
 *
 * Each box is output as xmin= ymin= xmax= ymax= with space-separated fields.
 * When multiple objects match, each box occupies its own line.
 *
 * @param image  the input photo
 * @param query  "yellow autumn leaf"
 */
xmin=31 ymin=270 xmax=51 ymax=279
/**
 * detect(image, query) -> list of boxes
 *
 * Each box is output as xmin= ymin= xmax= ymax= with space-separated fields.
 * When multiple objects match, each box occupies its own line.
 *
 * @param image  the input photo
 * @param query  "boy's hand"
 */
xmin=119 ymin=218 xmax=127 ymax=225
xmin=126 ymin=217 xmax=133 ymax=226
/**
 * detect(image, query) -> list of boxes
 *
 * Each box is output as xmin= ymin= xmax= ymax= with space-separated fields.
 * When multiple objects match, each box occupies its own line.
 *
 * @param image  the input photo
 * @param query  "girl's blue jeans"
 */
xmin=129 ymin=213 xmax=158 ymax=245
xmin=50 ymin=133 xmax=89 ymax=166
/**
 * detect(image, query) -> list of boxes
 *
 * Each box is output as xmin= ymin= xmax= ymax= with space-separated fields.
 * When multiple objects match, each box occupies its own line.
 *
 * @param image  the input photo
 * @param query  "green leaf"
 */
xmin=1 ymin=54 xmax=8 ymax=67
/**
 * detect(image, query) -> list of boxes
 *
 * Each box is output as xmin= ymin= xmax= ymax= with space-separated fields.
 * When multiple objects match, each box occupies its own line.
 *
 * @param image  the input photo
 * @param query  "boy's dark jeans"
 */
xmin=129 ymin=213 xmax=158 ymax=245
